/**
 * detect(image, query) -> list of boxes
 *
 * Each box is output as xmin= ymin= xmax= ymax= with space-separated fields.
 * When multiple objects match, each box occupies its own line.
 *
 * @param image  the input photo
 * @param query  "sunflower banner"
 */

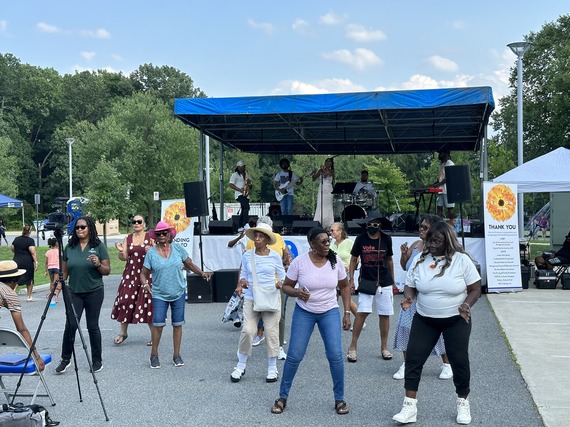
xmin=161 ymin=199 xmax=196 ymax=258
xmin=483 ymin=182 xmax=523 ymax=292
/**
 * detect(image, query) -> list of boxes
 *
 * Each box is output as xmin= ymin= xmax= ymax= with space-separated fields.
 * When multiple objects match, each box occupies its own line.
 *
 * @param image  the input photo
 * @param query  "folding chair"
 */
xmin=0 ymin=327 xmax=55 ymax=406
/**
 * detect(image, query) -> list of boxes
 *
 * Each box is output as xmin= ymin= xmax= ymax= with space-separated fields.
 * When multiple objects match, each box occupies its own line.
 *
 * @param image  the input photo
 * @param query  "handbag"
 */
xmin=250 ymin=253 xmax=280 ymax=312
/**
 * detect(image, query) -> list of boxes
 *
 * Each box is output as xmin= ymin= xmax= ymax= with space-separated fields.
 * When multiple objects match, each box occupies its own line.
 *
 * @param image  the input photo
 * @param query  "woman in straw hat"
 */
xmin=0 ymin=260 xmax=45 ymax=371
xmin=230 ymin=222 xmax=286 ymax=383
xmin=141 ymin=221 xmax=211 ymax=369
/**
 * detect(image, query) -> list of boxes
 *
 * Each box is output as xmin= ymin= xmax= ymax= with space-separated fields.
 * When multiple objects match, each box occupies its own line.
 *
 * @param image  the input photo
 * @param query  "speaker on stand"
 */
xmin=184 ymin=181 xmax=210 ymax=271
xmin=444 ymin=165 xmax=473 ymax=248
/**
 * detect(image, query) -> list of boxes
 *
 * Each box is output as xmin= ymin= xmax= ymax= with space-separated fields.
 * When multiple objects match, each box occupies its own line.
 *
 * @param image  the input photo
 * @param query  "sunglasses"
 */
xmin=318 ymin=239 xmax=331 ymax=245
xmin=75 ymin=225 xmax=87 ymax=230
xmin=155 ymin=230 xmax=170 ymax=236
xmin=132 ymin=219 xmax=144 ymax=225
xmin=366 ymin=222 xmax=381 ymax=229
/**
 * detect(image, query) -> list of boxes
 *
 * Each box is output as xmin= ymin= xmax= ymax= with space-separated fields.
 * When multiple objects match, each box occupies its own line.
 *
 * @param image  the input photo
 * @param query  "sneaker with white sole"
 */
xmin=278 ymin=346 xmax=287 ymax=360
xmin=350 ymin=322 xmax=366 ymax=332
xmin=55 ymin=359 xmax=70 ymax=374
xmin=91 ymin=361 xmax=103 ymax=373
xmin=392 ymin=396 xmax=417 ymax=423
xmin=150 ymin=355 xmax=161 ymax=369
xmin=456 ymin=398 xmax=471 ymax=424
xmin=266 ymin=369 xmax=279 ymax=383
xmin=252 ymin=335 xmax=265 ymax=347
xmin=230 ymin=367 xmax=245 ymax=382
xmin=393 ymin=362 xmax=405 ymax=380
xmin=173 ymin=355 xmax=184 ymax=367
xmin=439 ymin=363 xmax=453 ymax=379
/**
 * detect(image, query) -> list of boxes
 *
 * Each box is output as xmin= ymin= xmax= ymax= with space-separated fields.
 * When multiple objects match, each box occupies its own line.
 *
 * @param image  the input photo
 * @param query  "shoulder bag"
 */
xmin=250 ymin=253 xmax=281 ymax=312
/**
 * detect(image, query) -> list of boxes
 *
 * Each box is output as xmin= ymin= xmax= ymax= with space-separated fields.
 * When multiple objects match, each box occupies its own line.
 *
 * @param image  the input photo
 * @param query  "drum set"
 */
xmin=333 ymin=187 xmax=378 ymax=222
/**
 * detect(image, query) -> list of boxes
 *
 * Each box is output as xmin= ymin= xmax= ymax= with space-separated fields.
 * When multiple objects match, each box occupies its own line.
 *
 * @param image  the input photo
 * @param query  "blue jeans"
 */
xmin=152 ymin=295 xmax=186 ymax=327
xmin=280 ymin=194 xmax=293 ymax=216
xmin=279 ymin=305 xmax=344 ymax=400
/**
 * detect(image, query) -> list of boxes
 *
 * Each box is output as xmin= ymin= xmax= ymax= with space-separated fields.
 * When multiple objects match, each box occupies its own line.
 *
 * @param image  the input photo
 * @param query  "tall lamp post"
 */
xmin=508 ymin=41 xmax=531 ymax=239
xmin=66 ymin=138 xmax=74 ymax=199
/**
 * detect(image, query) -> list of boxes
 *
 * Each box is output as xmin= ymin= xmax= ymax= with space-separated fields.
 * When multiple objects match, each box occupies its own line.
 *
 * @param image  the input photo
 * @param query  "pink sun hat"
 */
xmin=149 ymin=221 xmax=177 ymax=240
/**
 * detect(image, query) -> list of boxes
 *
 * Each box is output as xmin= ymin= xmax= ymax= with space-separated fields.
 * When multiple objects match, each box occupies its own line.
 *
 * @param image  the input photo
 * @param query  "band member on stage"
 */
xmin=229 ymin=160 xmax=251 ymax=231
xmin=353 ymin=170 xmax=375 ymax=196
xmin=432 ymin=150 xmax=455 ymax=224
xmin=312 ymin=158 xmax=335 ymax=230
xmin=274 ymin=158 xmax=303 ymax=216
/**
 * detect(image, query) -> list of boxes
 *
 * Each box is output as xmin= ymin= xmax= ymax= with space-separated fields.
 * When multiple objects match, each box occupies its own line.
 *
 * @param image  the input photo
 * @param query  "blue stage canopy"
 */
xmin=0 ymin=194 xmax=23 ymax=208
xmin=174 ymin=87 xmax=494 ymax=155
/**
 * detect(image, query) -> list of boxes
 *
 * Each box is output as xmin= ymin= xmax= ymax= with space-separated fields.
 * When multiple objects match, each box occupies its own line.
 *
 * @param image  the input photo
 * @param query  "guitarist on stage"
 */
xmin=273 ymin=158 xmax=303 ymax=215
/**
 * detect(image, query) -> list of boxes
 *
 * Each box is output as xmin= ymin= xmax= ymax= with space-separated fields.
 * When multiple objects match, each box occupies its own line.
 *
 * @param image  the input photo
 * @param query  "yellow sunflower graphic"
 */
xmin=163 ymin=201 xmax=191 ymax=233
xmin=486 ymin=184 xmax=517 ymax=222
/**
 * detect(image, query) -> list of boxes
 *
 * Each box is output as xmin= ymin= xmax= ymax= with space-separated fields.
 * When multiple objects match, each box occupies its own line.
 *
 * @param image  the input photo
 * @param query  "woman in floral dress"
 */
xmin=111 ymin=215 xmax=154 ymax=345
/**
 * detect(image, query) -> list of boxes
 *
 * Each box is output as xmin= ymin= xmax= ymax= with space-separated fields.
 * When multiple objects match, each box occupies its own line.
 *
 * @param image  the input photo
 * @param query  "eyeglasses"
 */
xmin=75 ymin=225 xmax=87 ymax=230
xmin=155 ymin=230 xmax=170 ymax=236
xmin=420 ymin=225 xmax=429 ymax=231
xmin=366 ymin=222 xmax=381 ymax=229
xmin=426 ymin=238 xmax=444 ymax=247
xmin=132 ymin=219 xmax=144 ymax=225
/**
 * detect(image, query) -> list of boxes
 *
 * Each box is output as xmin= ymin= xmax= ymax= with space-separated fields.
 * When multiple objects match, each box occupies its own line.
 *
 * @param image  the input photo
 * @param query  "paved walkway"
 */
xmin=0 ymin=275 xmax=553 ymax=426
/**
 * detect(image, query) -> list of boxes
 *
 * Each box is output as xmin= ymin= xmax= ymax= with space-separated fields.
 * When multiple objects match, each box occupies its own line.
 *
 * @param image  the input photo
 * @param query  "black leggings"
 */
xmin=405 ymin=312 xmax=472 ymax=397
xmin=61 ymin=288 xmax=104 ymax=364
xmin=236 ymin=195 xmax=250 ymax=228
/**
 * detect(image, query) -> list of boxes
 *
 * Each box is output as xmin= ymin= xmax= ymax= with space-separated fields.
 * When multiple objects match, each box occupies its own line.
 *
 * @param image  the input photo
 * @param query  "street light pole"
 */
xmin=66 ymin=138 xmax=74 ymax=199
xmin=508 ymin=41 xmax=531 ymax=239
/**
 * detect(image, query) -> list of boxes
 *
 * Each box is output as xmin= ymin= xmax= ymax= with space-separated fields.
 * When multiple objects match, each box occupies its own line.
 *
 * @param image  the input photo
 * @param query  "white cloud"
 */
xmin=0 ymin=20 xmax=7 ymax=33
xmin=321 ymin=48 xmax=382 ymax=71
xmin=319 ymin=12 xmax=346 ymax=26
xmin=247 ymin=18 xmax=275 ymax=36
xmin=400 ymin=73 xmax=474 ymax=90
xmin=426 ymin=55 xmax=459 ymax=72
xmin=37 ymin=22 xmax=62 ymax=33
xmin=79 ymin=28 xmax=111 ymax=39
xmin=70 ymin=64 xmax=120 ymax=74
xmin=346 ymin=24 xmax=386 ymax=42
xmin=292 ymin=19 xmax=314 ymax=36
xmin=449 ymin=20 xmax=469 ymax=30
xmin=81 ymin=51 xmax=96 ymax=61
xmin=271 ymin=78 xmax=366 ymax=95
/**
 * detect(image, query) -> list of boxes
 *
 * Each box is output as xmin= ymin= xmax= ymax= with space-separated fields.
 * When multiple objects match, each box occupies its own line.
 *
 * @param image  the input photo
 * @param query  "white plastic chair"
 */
xmin=0 ymin=327 xmax=55 ymax=406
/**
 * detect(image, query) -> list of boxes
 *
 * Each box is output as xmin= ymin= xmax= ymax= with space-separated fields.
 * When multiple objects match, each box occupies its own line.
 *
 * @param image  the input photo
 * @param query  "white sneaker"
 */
xmin=349 ymin=322 xmax=365 ymax=332
xmin=230 ymin=367 xmax=245 ymax=382
xmin=439 ymin=363 xmax=453 ymax=379
xmin=266 ymin=368 xmax=279 ymax=383
xmin=392 ymin=396 xmax=417 ymax=423
xmin=278 ymin=346 xmax=287 ymax=360
xmin=252 ymin=335 xmax=265 ymax=347
xmin=393 ymin=362 xmax=405 ymax=380
xmin=456 ymin=398 xmax=471 ymax=424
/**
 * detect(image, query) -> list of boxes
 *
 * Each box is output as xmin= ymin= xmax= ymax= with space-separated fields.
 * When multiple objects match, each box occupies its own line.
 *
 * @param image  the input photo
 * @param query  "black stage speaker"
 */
xmin=346 ymin=221 xmax=364 ymax=235
xmin=187 ymin=274 xmax=212 ymax=303
xmin=292 ymin=220 xmax=320 ymax=235
xmin=213 ymin=269 xmax=240 ymax=303
xmin=269 ymin=202 xmax=281 ymax=217
xmin=184 ymin=181 xmax=209 ymax=217
xmin=405 ymin=214 xmax=418 ymax=233
xmin=209 ymin=220 xmax=233 ymax=235
xmin=273 ymin=220 xmax=285 ymax=234
xmin=445 ymin=165 xmax=472 ymax=204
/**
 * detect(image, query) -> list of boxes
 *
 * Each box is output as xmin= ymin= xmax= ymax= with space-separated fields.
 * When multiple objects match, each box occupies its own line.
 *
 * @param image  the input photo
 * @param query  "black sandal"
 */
xmin=335 ymin=400 xmax=349 ymax=415
xmin=271 ymin=398 xmax=287 ymax=414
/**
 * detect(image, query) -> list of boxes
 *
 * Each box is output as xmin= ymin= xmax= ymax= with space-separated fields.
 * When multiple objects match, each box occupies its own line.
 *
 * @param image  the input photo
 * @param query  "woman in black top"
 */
xmin=11 ymin=225 xmax=37 ymax=301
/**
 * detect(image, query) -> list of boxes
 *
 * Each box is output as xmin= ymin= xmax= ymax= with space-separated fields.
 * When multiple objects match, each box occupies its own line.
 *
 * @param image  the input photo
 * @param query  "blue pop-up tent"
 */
xmin=0 ymin=194 xmax=25 ymax=226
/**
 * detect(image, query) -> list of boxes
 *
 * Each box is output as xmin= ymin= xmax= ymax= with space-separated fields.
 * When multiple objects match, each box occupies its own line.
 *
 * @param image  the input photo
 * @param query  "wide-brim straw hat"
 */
xmin=148 ymin=220 xmax=177 ymax=240
xmin=245 ymin=222 xmax=277 ymax=246
xmin=0 ymin=260 xmax=27 ymax=279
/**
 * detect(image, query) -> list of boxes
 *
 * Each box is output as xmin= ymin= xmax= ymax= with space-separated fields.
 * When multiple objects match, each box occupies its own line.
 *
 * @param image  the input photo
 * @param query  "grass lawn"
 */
xmin=0 ymin=246 xmax=125 ymax=289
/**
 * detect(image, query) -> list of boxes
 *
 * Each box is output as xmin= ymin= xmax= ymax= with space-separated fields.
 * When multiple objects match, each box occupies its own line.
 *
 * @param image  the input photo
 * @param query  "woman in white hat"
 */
xmin=0 ymin=260 xmax=45 ymax=371
xmin=231 ymin=222 xmax=286 ymax=383
xmin=141 ymin=221 xmax=211 ymax=369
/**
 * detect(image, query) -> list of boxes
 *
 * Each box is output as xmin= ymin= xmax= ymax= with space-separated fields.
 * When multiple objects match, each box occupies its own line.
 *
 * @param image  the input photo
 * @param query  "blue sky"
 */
xmin=1 ymin=1 xmax=567 ymax=103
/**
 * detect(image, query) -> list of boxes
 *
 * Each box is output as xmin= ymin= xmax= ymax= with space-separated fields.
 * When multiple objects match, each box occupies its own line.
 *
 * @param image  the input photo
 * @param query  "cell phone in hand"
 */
xmin=301 ymin=286 xmax=310 ymax=293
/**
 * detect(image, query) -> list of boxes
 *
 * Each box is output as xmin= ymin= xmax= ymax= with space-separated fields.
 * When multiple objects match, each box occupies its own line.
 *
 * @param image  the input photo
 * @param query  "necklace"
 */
xmin=429 ymin=255 xmax=445 ymax=269
xmin=156 ymin=243 xmax=170 ymax=258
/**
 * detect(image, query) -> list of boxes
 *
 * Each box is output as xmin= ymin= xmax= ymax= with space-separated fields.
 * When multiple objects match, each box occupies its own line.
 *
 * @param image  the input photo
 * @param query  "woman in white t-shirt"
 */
xmin=393 ymin=221 xmax=481 ymax=425
xmin=270 ymin=227 xmax=351 ymax=416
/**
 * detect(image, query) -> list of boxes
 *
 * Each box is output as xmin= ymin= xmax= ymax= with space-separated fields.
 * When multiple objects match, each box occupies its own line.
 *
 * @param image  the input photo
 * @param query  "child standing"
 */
xmin=45 ymin=238 xmax=60 ymax=299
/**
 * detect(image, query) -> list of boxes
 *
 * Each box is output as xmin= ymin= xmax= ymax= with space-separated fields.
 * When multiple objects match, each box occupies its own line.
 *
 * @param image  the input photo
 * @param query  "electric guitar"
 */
xmin=275 ymin=172 xmax=310 ymax=201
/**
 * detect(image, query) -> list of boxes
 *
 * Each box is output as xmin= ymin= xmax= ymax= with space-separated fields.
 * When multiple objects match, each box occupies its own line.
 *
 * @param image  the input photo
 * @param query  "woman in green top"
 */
xmin=54 ymin=216 xmax=110 ymax=374
xmin=329 ymin=222 xmax=358 ymax=321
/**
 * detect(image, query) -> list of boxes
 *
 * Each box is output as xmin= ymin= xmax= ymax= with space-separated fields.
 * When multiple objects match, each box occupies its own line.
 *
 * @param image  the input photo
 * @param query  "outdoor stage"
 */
xmin=189 ymin=233 xmax=486 ymax=288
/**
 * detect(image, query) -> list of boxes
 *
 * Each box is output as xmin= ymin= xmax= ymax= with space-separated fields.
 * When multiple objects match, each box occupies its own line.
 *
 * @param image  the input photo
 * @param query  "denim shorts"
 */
xmin=152 ymin=295 xmax=185 ymax=327
xmin=47 ymin=268 xmax=59 ymax=275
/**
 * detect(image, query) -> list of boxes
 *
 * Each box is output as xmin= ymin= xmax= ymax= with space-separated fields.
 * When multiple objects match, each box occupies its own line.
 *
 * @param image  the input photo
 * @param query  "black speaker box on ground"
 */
xmin=187 ymin=274 xmax=212 ymax=303
xmin=269 ymin=202 xmax=281 ymax=217
xmin=213 ymin=269 xmax=240 ymax=303
xmin=346 ymin=221 xmax=363 ymax=235
xmin=183 ymin=181 xmax=209 ymax=217
xmin=291 ymin=220 xmax=320 ymax=235
xmin=209 ymin=220 xmax=233 ymax=235
xmin=445 ymin=165 xmax=472 ymax=204
xmin=405 ymin=214 xmax=418 ymax=233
